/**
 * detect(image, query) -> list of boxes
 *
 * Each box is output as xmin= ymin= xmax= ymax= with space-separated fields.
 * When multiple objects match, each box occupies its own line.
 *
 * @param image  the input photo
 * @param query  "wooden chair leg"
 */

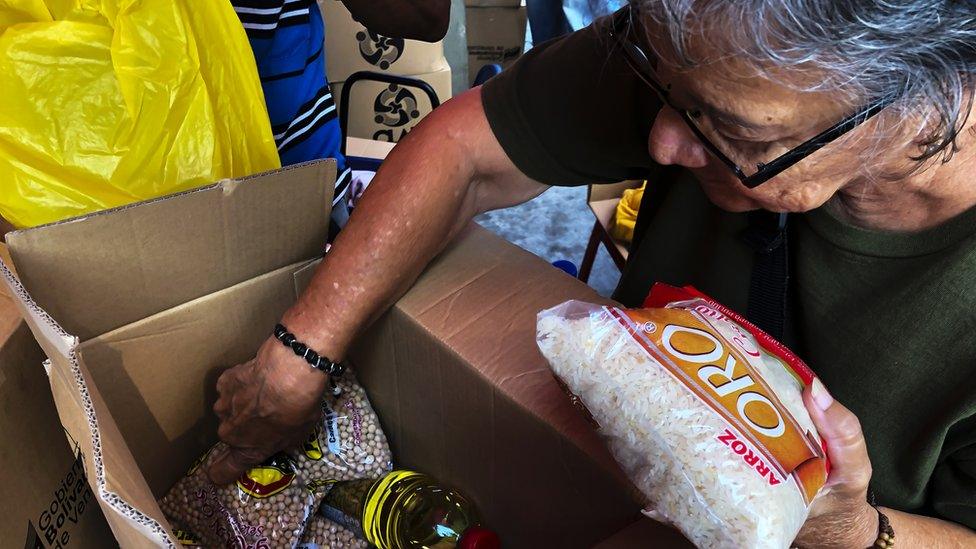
xmin=601 ymin=231 xmax=628 ymax=272
xmin=578 ymin=220 xmax=602 ymax=283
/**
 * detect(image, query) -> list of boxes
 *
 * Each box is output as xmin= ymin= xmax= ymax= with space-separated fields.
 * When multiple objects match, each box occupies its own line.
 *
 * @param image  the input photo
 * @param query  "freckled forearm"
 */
xmin=282 ymin=118 xmax=475 ymax=358
xmin=279 ymin=89 xmax=544 ymax=361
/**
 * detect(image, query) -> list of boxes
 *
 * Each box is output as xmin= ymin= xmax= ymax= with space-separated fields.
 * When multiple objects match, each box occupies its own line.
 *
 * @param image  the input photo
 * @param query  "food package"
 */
xmin=536 ymin=284 xmax=828 ymax=549
xmin=298 ymin=514 xmax=368 ymax=549
xmin=0 ymin=0 xmax=280 ymax=228
xmin=160 ymin=369 xmax=392 ymax=548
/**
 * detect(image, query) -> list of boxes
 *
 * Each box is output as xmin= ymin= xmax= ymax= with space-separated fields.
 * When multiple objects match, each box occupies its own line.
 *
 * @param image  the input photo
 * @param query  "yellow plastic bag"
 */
xmin=610 ymin=182 xmax=646 ymax=244
xmin=0 ymin=0 xmax=280 ymax=228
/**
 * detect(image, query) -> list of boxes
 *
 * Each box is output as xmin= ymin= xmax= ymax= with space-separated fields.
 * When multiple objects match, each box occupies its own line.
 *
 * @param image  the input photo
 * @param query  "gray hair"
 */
xmin=635 ymin=0 xmax=976 ymax=163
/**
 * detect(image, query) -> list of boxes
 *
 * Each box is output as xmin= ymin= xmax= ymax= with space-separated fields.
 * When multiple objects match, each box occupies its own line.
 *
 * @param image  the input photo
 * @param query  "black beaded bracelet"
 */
xmin=868 ymin=490 xmax=895 ymax=548
xmin=273 ymin=324 xmax=345 ymax=377
xmin=873 ymin=508 xmax=895 ymax=548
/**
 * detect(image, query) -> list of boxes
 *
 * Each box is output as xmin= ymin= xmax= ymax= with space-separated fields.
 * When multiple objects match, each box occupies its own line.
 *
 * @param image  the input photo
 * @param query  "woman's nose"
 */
xmin=648 ymin=106 xmax=709 ymax=168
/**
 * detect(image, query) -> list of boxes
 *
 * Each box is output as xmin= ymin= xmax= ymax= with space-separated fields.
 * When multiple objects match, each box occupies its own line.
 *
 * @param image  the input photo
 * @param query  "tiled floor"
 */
xmin=476 ymin=185 xmax=621 ymax=297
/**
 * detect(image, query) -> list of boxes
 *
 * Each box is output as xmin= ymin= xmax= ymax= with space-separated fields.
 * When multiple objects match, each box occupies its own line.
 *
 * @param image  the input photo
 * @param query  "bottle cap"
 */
xmin=458 ymin=526 xmax=501 ymax=549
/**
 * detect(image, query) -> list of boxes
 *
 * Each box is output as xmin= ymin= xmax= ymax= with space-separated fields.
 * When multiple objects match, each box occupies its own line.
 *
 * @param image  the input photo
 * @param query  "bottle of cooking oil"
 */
xmin=319 ymin=470 xmax=499 ymax=549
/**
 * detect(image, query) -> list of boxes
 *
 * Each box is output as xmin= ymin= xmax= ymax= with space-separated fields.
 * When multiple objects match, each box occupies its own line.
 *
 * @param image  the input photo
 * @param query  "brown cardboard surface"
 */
xmin=333 ymin=67 xmax=453 ymax=142
xmin=317 ymin=0 xmax=448 ymax=83
xmin=0 ymin=285 xmax=115 ymax=547
xmin=465 ymin=6 xmax=527 ymax=84
xmin=348 ymin=225 xmax=669 ymax=547
xmin=595 ymin=518 xmax=694 ymax=548
xmin=0 ymin=244 xmax=13 ymax=287
xmin=346 ymin=136 xmax=396 ymax=160
xmin=6 ymin=161 xmax=335 ymax=341
xmin=78 ymin=260 xmax=314 ymax=498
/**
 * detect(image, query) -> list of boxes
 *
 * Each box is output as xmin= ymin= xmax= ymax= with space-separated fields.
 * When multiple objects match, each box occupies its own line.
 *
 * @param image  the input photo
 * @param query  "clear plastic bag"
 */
xmin=536 ymin=285 xmax=828 ymax=549
xmin=298 ymin=514 xmax=368 ymax=549
xmin=160 ymin=369 xmax=392 ymax=548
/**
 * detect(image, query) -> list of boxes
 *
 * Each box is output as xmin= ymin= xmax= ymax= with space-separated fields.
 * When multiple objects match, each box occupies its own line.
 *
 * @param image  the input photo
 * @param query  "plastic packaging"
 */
xmin=316 ymin=471 xmax=499 ymax=549
xmin=536 ymin=284 xmax=828 ymax=549
xmin=0 ymin=0 xmax=280 ymax=228
xmin=298 ymin=514 xmax=368 ymax=549
xmin=160 ymin=370 xmax=392 ymax=548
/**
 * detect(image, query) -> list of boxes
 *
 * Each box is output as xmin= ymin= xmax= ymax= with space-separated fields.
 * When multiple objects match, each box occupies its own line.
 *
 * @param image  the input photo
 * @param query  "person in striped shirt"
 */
xmin=231 ymin=0 xmax=449 ymax=231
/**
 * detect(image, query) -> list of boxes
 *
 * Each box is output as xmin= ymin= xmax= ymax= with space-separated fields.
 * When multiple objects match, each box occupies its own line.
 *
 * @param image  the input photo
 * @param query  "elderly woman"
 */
xmin=212 ymin=1 xmax=976 ymax=546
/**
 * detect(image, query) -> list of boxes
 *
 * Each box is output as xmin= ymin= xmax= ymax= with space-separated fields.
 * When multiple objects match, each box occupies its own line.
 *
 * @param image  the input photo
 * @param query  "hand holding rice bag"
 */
xmin=536 ymin=284 xmax=828 ymax=549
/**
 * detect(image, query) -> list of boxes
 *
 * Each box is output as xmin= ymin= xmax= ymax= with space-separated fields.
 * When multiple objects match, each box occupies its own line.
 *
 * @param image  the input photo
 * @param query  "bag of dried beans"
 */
xmin=160 ymin=369 xmax=392 ymax=548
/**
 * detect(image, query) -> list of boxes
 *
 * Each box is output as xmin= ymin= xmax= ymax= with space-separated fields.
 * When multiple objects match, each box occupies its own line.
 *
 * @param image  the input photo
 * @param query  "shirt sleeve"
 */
xmin=480 ymin=16 xmax=662 ymax=186
xmin=931 ymin=441 xmax=976 ymax=529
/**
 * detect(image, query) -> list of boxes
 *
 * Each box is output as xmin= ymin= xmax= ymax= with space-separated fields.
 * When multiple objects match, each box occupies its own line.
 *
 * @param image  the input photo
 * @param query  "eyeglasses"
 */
xmin=609 ymin=5 xmax=894 ymax=188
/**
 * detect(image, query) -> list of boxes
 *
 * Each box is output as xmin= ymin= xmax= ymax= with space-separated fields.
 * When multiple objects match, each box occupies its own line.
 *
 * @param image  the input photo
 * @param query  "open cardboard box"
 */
xmin=1 ymin=160 xmax=690 ymax=547
xmin=0 ymin=246 xmax=115 ymax=548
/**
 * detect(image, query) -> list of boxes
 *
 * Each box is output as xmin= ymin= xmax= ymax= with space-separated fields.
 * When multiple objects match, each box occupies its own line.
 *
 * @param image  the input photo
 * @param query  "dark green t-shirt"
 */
xmin=482 ymin=21 xmax=976 ymax=528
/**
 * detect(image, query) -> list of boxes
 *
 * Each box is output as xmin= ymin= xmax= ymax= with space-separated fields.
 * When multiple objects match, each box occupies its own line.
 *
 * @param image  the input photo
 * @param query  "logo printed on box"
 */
xmin=373 ymin=85 xmax=420 ymax=127
xmin=25 ymin=452 xmax=97 ymax=548
xmin=356 ymin=30 xmax=404 ymax=70
xmin=369 ymin=85 xmax=422 ymax=142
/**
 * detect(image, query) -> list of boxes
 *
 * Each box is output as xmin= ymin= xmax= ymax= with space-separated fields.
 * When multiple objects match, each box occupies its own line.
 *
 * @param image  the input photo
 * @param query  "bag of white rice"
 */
xmin=536 ymin=284 xmax=828 ymax=549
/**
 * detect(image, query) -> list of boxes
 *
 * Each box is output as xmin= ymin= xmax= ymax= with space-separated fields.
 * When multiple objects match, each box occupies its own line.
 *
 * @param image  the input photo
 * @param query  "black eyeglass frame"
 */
xmin=609 ymin=5 xmax=895 ymax=188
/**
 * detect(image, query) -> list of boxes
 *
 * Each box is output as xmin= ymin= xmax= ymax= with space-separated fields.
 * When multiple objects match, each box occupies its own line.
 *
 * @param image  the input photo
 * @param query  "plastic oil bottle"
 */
xmin=320 ymin=470 xmax=500 ymax=549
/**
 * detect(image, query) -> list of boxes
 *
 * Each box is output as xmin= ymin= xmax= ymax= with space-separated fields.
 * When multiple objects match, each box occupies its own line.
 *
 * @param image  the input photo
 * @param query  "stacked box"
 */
xmin=465 ymin=2 xmax=527 ymax=85
xmin=318 ymin=1 xmax=453 ymax=142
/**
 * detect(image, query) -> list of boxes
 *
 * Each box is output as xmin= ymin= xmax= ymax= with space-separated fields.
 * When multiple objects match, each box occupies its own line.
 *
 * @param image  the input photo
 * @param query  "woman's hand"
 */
xmin=794 ymin=379 xmax=879 ymax=549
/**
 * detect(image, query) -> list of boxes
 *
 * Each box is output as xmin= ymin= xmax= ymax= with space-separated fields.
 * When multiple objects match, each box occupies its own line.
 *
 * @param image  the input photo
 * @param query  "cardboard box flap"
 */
xmin=6 ymin=161 xmax=336 ymax=341
xmin=78 ymin=259 xmax=313 ymax=498
xmin=0 ymin=260 xmax=76 ymax=360
xmin=393 ymin=225 xmax=624 ymax=468
xmin=0 ymin=301 xmax=117 ymax=547
xmin=51 ymin=351 xmax=175 ymax=547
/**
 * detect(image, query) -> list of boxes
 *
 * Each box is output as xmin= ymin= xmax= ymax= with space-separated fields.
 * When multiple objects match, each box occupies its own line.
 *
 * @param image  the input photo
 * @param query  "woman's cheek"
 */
xmin=693 ymin=173 xmax=763 ymax=212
